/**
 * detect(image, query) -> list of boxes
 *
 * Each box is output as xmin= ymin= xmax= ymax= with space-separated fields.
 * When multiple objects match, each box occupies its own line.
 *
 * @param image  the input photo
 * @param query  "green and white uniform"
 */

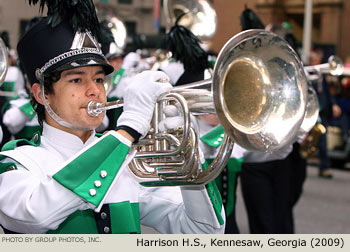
xmin=1 ymin=66 xmax=25 ymax=96
xmin=0 ymin=123 xmax=224 ymax=234
xmin=2 ymin=96 xmax=41 ymax=140
xmin=198 ymin=118 xmax=245 ymax=218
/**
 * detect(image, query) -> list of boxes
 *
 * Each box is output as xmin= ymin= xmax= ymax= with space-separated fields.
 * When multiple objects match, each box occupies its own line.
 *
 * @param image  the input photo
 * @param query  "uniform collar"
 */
xmin=41 ymin=122 xmax=97 ymax=153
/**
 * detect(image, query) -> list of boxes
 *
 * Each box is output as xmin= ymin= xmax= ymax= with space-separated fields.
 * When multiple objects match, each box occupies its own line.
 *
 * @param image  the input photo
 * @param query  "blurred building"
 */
xmin=211 ymin=0 xmax=350 ymax=60
xmin=0 ymin=0 xmax=349 ymax=60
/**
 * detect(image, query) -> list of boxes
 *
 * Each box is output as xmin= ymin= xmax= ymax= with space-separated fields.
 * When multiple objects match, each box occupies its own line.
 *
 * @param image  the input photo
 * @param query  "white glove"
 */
xmin=159 ymin=104 xmax=200 ymax=133
xmin=3 ymin=107 xmax=30 ymax=134
xmin=121 ymin=52 xmax=141 ymax=70
xmin=117 ymin=70 xmax=172 ymax=137
xmin=159 ymin=105 xmax=183 ymax=131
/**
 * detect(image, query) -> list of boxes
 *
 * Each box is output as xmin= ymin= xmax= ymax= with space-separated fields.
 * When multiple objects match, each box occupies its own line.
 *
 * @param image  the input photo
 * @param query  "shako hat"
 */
xmin=17 ymin=0 xmax=114 ymax=85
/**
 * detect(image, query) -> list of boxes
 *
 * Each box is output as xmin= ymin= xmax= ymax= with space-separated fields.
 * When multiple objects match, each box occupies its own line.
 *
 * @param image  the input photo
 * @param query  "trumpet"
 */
xmin=304 ymin=55 xmax=344 ymax=81
xmin=87 ymin=29 xmax=308 ymax=186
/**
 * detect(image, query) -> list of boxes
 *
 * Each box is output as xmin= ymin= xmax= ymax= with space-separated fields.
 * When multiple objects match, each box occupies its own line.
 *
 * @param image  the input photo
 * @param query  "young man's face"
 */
xmin=46 ymin=65 xmax=107 ymax=130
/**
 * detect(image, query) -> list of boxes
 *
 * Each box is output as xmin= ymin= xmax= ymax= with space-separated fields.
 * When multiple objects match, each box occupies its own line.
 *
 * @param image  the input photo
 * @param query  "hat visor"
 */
xmin=47 ymin=54 xmax=114 ymax=76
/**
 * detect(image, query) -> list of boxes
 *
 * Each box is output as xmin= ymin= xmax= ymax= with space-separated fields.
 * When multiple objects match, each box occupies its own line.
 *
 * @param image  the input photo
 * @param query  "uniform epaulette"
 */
xmin=1 ymin=131 xmax=41 ymax=151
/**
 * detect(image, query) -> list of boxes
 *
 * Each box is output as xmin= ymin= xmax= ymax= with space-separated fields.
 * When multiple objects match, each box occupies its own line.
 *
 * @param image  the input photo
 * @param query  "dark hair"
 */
xmin=30 ymin=71 xmax=62 ymax=126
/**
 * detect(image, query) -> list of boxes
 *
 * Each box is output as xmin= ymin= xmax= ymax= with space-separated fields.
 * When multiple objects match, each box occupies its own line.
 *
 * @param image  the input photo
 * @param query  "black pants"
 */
xmin=240 ymin=158 xmax=294 ymax=234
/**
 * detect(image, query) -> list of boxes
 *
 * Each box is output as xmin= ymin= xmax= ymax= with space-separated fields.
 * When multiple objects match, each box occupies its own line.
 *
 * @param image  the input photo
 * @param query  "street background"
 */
xmin=142 ymin=162 xmax=350 ymax=234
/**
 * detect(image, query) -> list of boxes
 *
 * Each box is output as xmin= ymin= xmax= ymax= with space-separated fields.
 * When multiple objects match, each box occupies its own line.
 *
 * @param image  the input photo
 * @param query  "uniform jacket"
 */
xmin=0 ymin=123 xmax=225 ymax=234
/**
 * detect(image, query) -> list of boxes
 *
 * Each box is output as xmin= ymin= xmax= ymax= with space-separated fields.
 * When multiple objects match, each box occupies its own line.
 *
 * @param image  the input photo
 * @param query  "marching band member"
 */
xmin=197 ymin=114 xmax=246 ymax=234
xmin=0 ymin=0 xmax=225 ymax=234
xmin=165 ymin=18 xmax=240 ymax=233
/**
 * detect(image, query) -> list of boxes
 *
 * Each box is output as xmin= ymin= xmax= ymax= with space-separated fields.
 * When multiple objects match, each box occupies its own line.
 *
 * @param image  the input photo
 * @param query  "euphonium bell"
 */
xmin=88 ymin=29 xmax=308 ymax=186
xmin=0 ymin=38 xmax=8 ymax=86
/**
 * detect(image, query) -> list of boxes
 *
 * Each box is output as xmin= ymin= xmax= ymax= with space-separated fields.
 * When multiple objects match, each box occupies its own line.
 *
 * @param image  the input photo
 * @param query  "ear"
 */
xmin=31 ymin=83 xmax=45 ymax=105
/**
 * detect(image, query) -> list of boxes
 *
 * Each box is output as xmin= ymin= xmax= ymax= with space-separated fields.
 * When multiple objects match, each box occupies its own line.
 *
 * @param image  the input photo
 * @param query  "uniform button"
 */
xmin=214 ymin=141 xmax=219 ymax=145
xmin=94 ymin=180 xmax=102 ymax=187
xmin=7 ymin=166 xmax=16 ymax=171
xmin=104 ymin=227 xmax=110 ymax=233
xmin=220 ymin=133 xmax=225 ymax=137
xmin=100 ymin=170 xmax=108 ymax=178
xmin=89 ymin=189 xmax=96 ymax=196
xmin=101 ymin=212 xmax=107 ymax=220
xmin=218 ymin=137 xmax=223 ymax=141
xmin=222 ymin=175 xmax=227 ymax=181
xmin=33 ymin=134 xmax=39 ymax=143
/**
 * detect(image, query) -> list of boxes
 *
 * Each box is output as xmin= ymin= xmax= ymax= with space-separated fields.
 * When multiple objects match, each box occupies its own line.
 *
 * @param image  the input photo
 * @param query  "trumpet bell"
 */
xmin=213 ymin=29 xmax=308 ymax=152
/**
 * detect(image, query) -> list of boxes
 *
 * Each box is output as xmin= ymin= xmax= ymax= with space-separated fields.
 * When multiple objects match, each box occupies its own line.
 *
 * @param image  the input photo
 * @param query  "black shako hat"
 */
xmin=17 ymin=0 xmax=114 ymax=85
xmin=17 ymin=18 xmax=114 ymax=85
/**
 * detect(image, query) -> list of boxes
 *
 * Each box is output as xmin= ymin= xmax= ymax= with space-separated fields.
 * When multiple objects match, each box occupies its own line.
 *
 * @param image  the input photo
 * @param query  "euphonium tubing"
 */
xmin=87 ymin=29 xmax=308 ymax=186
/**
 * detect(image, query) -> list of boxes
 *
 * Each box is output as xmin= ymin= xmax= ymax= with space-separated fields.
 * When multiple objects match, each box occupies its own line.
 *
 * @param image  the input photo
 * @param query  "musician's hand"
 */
xmin=332 ymin=104 xmax=342 ymax=118
xmin=117 ymin=71 xmax=172 ymax=137
xmin=159 ymin=104 xmax=200 ymax=136
xmin=159 ymin=105 xmax=183 ymax=131
xmin=121 ymin=52 xmax=141 ymax=70
xmin=3 ymin=107 xmax=29 ymax=134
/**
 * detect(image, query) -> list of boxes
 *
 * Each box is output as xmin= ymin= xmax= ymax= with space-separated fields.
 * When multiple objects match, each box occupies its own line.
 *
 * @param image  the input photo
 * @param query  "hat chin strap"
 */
xmin=40 ymin=83 xmax=94 ymax=131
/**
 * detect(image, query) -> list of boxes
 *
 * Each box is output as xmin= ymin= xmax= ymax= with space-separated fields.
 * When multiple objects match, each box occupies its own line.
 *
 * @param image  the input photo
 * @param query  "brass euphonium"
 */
xmin=0 ymin=37 xmax=8 ymax=86
xmin=163 ymin=0 xmax=217 ymax=42
xmin=87 ymin=30 xmax=308 ymax=186
xmin=96 ymin=8 xmax=127 ymax=95
xmin=298 ymin=86 xmax=326 ymax=158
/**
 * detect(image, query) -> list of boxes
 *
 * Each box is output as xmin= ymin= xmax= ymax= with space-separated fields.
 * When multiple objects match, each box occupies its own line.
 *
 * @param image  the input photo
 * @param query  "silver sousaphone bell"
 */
xmin=87 ymin=29 xmax=308 ymax=186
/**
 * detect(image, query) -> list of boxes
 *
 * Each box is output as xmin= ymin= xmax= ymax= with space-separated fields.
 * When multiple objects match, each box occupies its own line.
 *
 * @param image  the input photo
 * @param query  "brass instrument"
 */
xmin=299 ymin=86 xmax=320 ymax=134
xmin=300 ymin=123 xmax=327 ymax=159
xmin=0 ymin=38 xmax=8 ymax=86
xmin=163 ymin=0 xmax=217 ymax=42
xmin=299 ymin=56 xmax=343 ymax=158
xmin=97 ymin=8 xmax=127 ymax=95
xmin=298 ymin=86 xmax=325 ymax=158
xmin=304 ymin=55 xmax=344 ymax=81
xmin=87 ymin=29 xmax=308 ymax=186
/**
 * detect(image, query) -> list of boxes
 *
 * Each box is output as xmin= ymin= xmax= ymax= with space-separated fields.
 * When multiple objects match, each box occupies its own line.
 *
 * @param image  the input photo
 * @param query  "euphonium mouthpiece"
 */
xmin=87 ymin=100 xmax=124 ymax=117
